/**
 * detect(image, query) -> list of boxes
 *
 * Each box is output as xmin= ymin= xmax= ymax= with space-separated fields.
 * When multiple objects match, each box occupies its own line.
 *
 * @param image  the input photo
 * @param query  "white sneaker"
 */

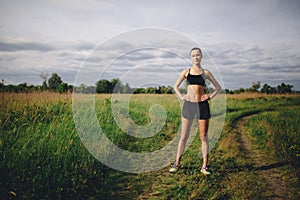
xmin=169 ymin=163 xmax=179 ymax=173
xmin=200 ymin=167 xmax=211 ymax=176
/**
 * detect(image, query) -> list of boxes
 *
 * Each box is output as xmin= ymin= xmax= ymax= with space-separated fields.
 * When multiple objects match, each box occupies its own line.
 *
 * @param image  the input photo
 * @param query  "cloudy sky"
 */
xmin=1 ymin=0 xmax=300 ymax=90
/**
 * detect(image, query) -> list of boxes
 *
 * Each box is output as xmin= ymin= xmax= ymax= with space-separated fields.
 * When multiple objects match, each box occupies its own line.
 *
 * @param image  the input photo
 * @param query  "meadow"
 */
xmin=0 ymin=92 xmax=299 ymax=199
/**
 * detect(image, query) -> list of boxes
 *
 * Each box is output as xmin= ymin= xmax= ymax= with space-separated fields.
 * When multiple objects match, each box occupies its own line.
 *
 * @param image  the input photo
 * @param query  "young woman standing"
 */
xmin=170 ymin=47 xmax=221 ymax=175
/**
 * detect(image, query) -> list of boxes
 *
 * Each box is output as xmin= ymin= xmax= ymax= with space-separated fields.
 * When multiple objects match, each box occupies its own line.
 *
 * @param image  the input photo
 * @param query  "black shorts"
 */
xmin=182 ymin=100 xmax=211 ymax=120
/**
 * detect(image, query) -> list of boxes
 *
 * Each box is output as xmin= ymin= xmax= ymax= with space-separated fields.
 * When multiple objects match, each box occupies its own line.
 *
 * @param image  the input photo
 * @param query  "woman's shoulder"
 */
xmin=181 ymin=68 xmax=190 ymax=77
xmin=203 ymin=68 xmax=212 ymax=76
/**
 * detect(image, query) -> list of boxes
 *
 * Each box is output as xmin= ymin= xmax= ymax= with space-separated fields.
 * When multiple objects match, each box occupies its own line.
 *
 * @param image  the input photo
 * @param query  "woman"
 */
xmin=170 ymin=47 xmax=221 ymax=175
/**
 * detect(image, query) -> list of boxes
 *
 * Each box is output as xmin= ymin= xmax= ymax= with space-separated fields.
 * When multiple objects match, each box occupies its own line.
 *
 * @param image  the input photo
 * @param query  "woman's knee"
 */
xmin=200 ymin=133 xmax=208 ymax=142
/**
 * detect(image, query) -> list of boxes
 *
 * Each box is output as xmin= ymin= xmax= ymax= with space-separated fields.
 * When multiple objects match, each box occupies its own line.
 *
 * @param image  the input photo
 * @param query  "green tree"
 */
xmin=39 ymin=72 xmax=48 ymax=91
xmin=248 ymin=81 xmax=260 ymax=93
xmin=17 ymin=83 xmax=28 ymax=92
xmin=68 ymin=85 xmax=74 ymax=93
xmin=0 ymin=79 xmax=4 ymax=92
xmin=48 ymin=73 xmax=62 ymax=91
xmin=133 ymin=88 xmax=146 ymax=94
xmin=123 ymin=83 xmax=132 ymax=94
xmin=277 ymin=83 xmax=293 ymax=94
xmin=261 ymin=83 xmax=271 ymax=93
xmin=159 ymin=86 xmax=173 ymax=94
xmin=41 ymin=80 xmax=48 ymax=91
xmin=261 ymin=83 xmax=277 ymax=94
xmin=57 ymin=82 xmax=68 ymax=93
xmin=111 ymin=78 xmax=123 ymax=93
xmin=146 ymin=87 xmax=157 ymax=94
xmin=76 ymin=83 xmax=86 ymax=93
xmin=96 ymin=79 xmax=111 ymax=93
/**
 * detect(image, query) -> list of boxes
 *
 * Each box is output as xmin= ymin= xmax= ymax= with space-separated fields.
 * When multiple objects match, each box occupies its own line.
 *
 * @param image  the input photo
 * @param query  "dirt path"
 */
xmin=236 ymin=115 xmax=292 ymax=199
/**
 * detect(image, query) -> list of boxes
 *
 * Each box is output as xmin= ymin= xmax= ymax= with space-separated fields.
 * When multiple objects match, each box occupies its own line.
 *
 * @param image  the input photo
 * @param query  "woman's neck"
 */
xmin=192 ymin=64 xmax=201 ymax=69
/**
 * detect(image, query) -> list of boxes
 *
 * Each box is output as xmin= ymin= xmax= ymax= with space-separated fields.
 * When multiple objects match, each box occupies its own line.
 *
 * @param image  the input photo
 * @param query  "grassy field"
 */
xmin=1 ymin=92 xmax=299 ymax=199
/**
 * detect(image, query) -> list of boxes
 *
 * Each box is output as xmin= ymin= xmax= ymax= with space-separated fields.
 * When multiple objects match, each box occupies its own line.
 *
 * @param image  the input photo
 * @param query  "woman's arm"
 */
xmin=203 ymin=69 xmax=221 ymax=100
xmin=173 ymin=69 xmax=189 ymax=100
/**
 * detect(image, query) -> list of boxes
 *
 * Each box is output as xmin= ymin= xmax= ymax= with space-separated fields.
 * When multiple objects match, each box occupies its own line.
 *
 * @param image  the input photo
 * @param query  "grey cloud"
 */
xmin=160 ymin=50 xmax=182 ymax=59
xmin=57 ymin=52 xmax=71 ymax=58
xmin=0 ymin=41 xmax=55 ymax=52
xmin=117 ymin=48 xmax=186 ymax=63
xmin=0 ymin=56 xmax=17 ymax=62
xmin=218 ymin=60 xmax=240 ymax=66
xmin=122 ymin=51 xmax=157 ymax=61
xmin=81 ymin=47 xmax=187 ymax=67
xmin=74 ymin=43 xmax=96 ymax=51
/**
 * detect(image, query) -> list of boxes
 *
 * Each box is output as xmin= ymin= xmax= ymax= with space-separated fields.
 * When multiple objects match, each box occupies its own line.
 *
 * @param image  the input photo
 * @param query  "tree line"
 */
xmin=1 ymin=73 xmax=73 ymax=93
xmin=225 ymin=81 xmax=295 ymax=94
xmin=0 ymin=73 xmax=175 ymax=94
xmin=75 ymin=79 xmax=175 ymax=94
xmin=0 ymin=74 xmax=296 ymax=94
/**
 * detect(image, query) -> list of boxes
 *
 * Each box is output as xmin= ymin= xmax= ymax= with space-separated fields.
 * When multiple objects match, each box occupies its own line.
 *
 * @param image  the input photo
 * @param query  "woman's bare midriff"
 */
xmin=186 ymin=85 xmax=205 ymax=102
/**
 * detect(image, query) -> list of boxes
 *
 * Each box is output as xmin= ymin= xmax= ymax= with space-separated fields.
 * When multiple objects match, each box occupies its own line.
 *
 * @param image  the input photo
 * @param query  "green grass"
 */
xmin=245 ymin=106 xmax=300 ymax=167
xmin=1 ymin=93 xmax=300 ymax=199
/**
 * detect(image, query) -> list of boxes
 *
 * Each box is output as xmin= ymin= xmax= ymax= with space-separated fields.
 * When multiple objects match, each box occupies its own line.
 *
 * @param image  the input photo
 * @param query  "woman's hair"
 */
xmin=190 ymin=47 xmax=203 ymax=57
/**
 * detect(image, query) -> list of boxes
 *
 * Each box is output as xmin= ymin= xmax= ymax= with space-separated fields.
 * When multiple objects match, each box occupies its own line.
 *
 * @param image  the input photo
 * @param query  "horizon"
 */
xmin=1 ymin=74 xmax=296 ymax=92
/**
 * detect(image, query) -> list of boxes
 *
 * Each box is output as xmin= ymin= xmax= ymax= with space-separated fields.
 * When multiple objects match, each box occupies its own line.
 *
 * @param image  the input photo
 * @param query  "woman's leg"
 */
xmin=175 ymin=117 xmax=193 ymax=164
xmin=199 ymin=119 xmax=209 ymax=169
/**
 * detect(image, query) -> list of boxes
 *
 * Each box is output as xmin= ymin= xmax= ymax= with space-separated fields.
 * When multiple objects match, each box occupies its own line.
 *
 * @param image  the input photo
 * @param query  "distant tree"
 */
xmin=269 ymin=87 xmax=277 ymax=94
xmin=260 ymin=82 xmax=293 ymax=94
xmin=41 ymin=81 xmax=48 ymax=91
xmin=238 ymin=87 xmax=245 ymax=93
xmin=39 ymin=72 xmax=49 ymax=90
xmin=156 ymin=86 xmax=162 ymax=94
xmin=48 ymin=73 xmax=62 ymax=91
xmin=17 ymin=83 xmax=28 ymax=92
xmin=40 ymin=72 xmax=48 ymax=81
xmin=231 ymin=87 xmax=245 ymax=94
xmin=206 ymin=87 xmax=215 ymax=94
xmin=0 ymin=79 xmax=4 ymax=92
xmin=111 ymin=78 xmax=123 ymax=93
xmin=159 ymin=86 xmax=173 ymax=94
xmin=75 ymin=83 xmax=86 ymax=93
xmin=87 ymin=85 xmax=96 ymax=93
xmin=146 ymin=87 xmax=157 ymax=94
xmin=233 ymin=89 xmax=240 ymax=94
xmin=5 ymin=84 xmax=16 ymax=92
xmin=225 ymin=89 xmax=232 ymax=94
xmin=96 ymin=79 xmax=111 ymax=93
xmin=27 ymin=85 xmax=35 ymax=93
xmin=179 ymin=87 xmax=186 ymax=94
xmin=261 ymin=83 xmax=271 ymax=94
xmin=248 ymin=81 xmax=260 ymax=93
xmin=261 ymin=83 xmax=277 ymax=94
xmin=133 ymin=88 xmax=146 ymax=94
xmin=68 ymin=85 xmax=74 ymax=93
xmin=277 ymin=82 xmax=293 ymax=94
xmin=57 ymin=82 xmax=68 ymax=93
xmin=123 ymin=83 xmax=132 ymax=94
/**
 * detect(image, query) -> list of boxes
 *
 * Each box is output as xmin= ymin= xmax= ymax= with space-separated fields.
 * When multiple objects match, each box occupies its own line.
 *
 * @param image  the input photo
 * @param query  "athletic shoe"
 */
xmin=200 ymin=167 xmax=211 ymax=176
xmin=169 ymin=163 xmax=179 ymax=173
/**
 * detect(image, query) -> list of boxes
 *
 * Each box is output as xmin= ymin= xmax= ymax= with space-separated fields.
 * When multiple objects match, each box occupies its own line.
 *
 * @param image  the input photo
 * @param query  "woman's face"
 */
xmin=190 ymin=49 xmax=202 ymax=65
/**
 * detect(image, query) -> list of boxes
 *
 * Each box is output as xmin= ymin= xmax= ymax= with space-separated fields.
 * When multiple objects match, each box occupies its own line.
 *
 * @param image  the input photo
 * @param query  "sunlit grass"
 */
xmin=1 ymin=92 xmax=299 ymax=199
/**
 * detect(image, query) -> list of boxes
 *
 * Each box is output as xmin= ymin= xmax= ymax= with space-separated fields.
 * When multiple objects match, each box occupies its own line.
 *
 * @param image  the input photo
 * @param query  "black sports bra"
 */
xmin=186 ymin=68 xmax=206 ymax=86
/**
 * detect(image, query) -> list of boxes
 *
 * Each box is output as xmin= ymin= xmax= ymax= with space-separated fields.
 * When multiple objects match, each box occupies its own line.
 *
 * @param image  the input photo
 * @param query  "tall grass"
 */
xmin=245 ymin=106 xmax=300 ymax=167
xmin=1 ymin=92 xmax=299 ymax=199
xmin=1 ymin=93 xmax=110 ymax=198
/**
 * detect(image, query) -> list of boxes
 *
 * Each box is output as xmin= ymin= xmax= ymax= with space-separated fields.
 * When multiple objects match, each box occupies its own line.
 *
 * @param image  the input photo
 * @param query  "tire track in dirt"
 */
xmin=236 ymin=114 xmax=292 ymax=199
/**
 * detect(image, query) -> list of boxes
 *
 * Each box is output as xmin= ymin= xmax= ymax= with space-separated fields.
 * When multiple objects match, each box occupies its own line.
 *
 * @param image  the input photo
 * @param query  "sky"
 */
xmin=1 ymin=0 xmax=300 ymax=90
